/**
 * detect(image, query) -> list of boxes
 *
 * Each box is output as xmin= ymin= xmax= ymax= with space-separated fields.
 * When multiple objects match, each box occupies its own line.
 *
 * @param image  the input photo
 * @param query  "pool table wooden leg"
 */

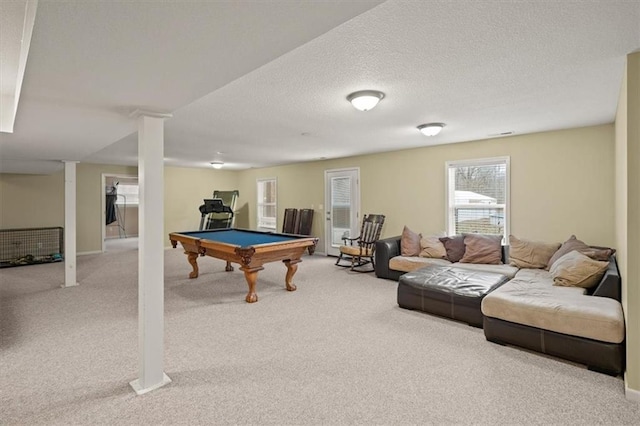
xmin=241 ymin=267 xmax=262 ymax=303
xmin=225 ymin=261 xmax=234 ymax=272
xmin=284 ymin=259 xmax=300 ymax=292
xmin=186 ymin=252 xmax=199 ymax=278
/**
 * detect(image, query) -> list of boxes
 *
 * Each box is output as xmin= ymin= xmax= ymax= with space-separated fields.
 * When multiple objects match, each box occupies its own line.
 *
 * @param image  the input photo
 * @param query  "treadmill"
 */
xmin=197 ymin=190 xmax=239 ymax=230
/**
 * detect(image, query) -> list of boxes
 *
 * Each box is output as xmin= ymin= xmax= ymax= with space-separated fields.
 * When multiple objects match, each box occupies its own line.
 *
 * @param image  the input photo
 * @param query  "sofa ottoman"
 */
xmin=398 ymin=265 xmax=510 ymax=327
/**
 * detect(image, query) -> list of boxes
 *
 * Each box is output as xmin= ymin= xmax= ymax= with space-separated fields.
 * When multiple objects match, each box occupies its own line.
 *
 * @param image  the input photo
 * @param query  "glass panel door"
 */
xmin=325 ymin=169 xmax=359 ymax=256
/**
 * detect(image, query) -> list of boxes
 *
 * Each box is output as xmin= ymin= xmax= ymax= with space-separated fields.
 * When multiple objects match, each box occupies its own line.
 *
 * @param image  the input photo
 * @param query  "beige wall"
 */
xmin=1 ymin=164 xmax=241 ymax=252
xmin=0 ymin=171 xmax=65 ymax=229
xmin=164 ymin=166 xmax=239 ymax=241
xmin=84 ymin=165 xmax=240 ymax=251
xmin=77 ymin=163 xmax=241 ymax=251
xmin=616 ymin=66 xmax=628 ymax=313
xmin=76 ymin=164 xmax=139 ymax=253
xmin=239 ymin=124 xmax=615 ymax=253
xmin=616 ymin=52 xmax=640 ymax=396
xmin=2 ymin=126 xmax=614 ymax=254
xmin=79 ymin=164 xmax=241 ymax=251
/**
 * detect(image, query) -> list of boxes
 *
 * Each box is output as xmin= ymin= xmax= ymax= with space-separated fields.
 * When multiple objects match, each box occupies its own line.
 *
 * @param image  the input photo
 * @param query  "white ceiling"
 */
xmin=1 ymin=0 xmax=639 ymax=174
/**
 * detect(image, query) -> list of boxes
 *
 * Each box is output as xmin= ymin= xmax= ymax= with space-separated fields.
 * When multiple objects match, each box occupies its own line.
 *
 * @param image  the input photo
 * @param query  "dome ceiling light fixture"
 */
xmin=417 ymin=122 xmax=446 ymax=136
xmin=346 ymin=90 xmax=385 ymax=111
xmin=210 ymin=161 xmax=224 ymax=169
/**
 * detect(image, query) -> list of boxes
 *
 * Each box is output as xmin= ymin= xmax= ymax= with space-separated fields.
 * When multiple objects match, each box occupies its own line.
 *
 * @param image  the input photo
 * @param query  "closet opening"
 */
xmin=102 ymin=174 xmax=139 ymax=252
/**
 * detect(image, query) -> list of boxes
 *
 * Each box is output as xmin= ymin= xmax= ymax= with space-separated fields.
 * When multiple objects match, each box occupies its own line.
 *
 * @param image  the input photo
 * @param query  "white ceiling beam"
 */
xmin=0 ymin=0 xmax=38 ymax=133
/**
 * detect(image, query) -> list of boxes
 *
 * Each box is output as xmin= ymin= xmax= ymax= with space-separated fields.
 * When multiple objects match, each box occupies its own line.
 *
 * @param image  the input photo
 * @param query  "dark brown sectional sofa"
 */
xmin=375 ymin=235 xmax=625 ymax=375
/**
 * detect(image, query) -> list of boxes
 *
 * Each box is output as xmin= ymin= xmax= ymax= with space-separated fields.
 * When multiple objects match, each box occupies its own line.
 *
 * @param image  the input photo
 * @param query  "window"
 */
xmin=446 ymin=157 xmax=509 ymax=240
xmin=257 ymin=178 xmax=277 ymax=230
xmin=331 ymin=176 xmax=352 ymax=242
xmin=115 ymin=184 xmax=139 ymax=205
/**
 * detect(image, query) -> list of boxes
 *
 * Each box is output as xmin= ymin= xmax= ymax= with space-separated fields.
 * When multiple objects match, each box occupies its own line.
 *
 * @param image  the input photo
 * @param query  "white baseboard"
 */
xmin=625 ymin=379 xmax=640 ymax=402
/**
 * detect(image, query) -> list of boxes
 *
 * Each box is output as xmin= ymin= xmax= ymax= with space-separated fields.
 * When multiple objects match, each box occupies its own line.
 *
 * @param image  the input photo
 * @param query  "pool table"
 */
xmin=169 ymin=228 xmax=318 ymax=303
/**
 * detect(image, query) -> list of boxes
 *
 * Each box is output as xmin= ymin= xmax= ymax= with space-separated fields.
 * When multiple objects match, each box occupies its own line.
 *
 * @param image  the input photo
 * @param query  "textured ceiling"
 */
xmin=1 ymin=0 xmax=639 ymax=174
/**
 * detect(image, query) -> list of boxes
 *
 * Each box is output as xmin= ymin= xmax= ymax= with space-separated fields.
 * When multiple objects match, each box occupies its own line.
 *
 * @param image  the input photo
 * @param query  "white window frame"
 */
xmin=257 ymin=177 xmax=277 ymax=230
xmin=445 ymin=156 xmax=510 ymax=241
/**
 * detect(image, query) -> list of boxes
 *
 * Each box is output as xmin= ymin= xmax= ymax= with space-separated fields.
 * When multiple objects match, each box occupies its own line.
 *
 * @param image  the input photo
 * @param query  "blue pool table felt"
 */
xmin=181 ymin=229 xmax=300 ymax=247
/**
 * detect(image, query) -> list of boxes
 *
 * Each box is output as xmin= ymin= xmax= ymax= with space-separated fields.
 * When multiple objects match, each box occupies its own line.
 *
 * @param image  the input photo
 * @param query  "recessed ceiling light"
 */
xmin=417 ymin=123 xmax=446 ymax=136
xmin=488 ymin=131 xmax=514 ymax=137
xmin=210 ymin=161 xmax=224 ymax=169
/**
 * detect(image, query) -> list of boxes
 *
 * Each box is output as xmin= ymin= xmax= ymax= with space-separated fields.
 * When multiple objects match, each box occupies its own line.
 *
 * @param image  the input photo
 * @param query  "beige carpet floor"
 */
xmin=1 ymin=242 xmax=639 ymax=425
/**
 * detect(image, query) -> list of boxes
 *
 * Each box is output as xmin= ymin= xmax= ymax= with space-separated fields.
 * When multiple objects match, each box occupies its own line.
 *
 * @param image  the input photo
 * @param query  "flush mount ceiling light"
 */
xmin=417 ymin=123 xmax=446 ymax=136
xmin=210 ymin=161 xmax=224 ymax=169
xmin=346 ymin=90 xmax=385 ymax=111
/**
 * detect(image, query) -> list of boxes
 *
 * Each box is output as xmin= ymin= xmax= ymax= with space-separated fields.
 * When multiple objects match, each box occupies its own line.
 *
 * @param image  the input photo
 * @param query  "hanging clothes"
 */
xmin=106 ymin=194 xmax=117 ymax=225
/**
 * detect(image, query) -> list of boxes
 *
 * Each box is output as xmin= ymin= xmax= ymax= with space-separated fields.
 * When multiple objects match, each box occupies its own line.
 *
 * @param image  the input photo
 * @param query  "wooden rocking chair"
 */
xmin=335 ymin=214 xmax=385 ymax=272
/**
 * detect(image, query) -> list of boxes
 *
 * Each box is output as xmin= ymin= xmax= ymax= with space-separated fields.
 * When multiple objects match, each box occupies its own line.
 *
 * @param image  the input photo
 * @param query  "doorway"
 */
xmin=101 ymin=174 xmax=139 ymax=252
xmin=324 ymin=168 xmax=360 ymax=256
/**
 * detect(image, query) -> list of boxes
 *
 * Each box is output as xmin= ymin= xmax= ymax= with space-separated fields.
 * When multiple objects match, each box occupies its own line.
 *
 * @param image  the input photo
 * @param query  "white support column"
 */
xmin=129 ymin=110 xmax=172 ymax=395
xmin=62 ymin=161 xmax=79 ymax=287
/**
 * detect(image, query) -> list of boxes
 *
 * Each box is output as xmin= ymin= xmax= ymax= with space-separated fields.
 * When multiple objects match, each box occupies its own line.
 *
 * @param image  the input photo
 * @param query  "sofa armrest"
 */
xmin=590 ymin=255 xmax=621 ymax=302
xmin=375 ymin=236 xmax=401 ymax=279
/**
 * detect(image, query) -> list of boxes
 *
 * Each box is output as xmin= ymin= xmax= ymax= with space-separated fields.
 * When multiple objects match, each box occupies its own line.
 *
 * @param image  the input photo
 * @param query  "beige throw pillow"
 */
xmin=401 ymin=226 xmax=422 ymax=257
xmin=550 ymin=250 xmax=609 ymax=289
xmin=509 ymin=235 xmax=561 ymax=269
xmin=547 ymin=235 xmax=615 ymax=269
xmin=419 ymin=236 xmax=447 ymax=259
xmin=459 ymin=234 xmax=503 ymax=265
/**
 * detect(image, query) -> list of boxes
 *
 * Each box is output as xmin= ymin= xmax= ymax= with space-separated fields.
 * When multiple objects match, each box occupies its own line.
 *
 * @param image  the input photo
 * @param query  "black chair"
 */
xmin=282 ymin=208 xmax=298 ymax=234
xmin=298 ymin=208 xmax=315 ymax=254
xmin=335 ymin=214 xmax=385 ymax=272
xmin=297 ymin=209 xmax=314 ymax=235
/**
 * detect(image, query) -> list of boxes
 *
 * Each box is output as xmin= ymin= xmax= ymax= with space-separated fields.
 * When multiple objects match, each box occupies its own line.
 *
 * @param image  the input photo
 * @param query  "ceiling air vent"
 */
xmin=488 ymin=131 xmax=514 ymax=137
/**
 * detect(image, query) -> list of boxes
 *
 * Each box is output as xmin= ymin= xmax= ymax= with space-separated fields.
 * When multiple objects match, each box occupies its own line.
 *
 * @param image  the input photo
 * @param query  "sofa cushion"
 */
xmin=439 ymin=235 xmax=466 ymax=262
xmin=419 ymin=235 xmax=447 ymax=259
xmin=459 ymin=234 xmax=503 ymax=265
xmin=481 ymin=269 xmax=624 ymax=344
xmin=389 ymin=256 xmax=451 ymax=273
xmin=400 ymin=266 xmax=509 ymax=299
xmin=508 ymin=235 xmax=560 ymax=269
xmin=549 ymin=250 xmax=609 ymax=289
xmin=452 ymin=262 xmax=519 ymax=279
xmin=547 ymin=235 xmax=615 ymax=269
xmin=401 ymin=226 xmax=422 ymax=256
